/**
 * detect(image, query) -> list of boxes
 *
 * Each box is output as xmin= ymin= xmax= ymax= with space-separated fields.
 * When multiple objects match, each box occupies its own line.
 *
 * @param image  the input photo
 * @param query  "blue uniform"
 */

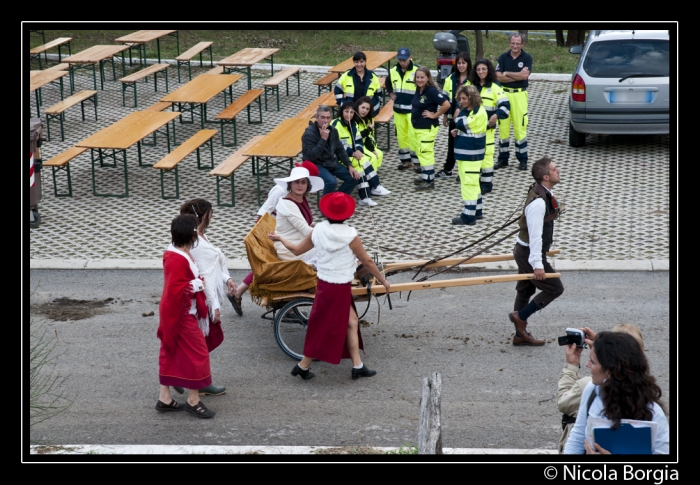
xmin=411 ymin=85 xmax=448 ymax=184
xmin=495 ymin=50 xmax=532 ymax=168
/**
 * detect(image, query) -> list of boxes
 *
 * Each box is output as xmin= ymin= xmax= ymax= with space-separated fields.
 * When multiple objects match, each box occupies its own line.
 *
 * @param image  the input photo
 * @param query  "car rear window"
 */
xmin=582 ymin=39 xmax=669 ymax=78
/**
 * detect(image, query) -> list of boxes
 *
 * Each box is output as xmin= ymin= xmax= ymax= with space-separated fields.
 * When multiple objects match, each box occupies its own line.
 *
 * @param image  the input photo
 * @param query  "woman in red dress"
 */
xmin=156 ymin=214 xmax=215 ymax=419
xmin=268 ymin=192 xmax=390 ymax=380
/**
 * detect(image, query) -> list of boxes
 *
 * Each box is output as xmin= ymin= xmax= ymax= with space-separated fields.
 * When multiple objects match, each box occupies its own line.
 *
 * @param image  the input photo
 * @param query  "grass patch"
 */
xmin=28 ymin=29 xmax=581 ymax=74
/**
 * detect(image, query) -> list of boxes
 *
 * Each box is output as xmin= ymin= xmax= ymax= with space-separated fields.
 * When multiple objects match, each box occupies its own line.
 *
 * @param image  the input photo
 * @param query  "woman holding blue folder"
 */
xmin=563 ymin=331 xmax=669 ymax=454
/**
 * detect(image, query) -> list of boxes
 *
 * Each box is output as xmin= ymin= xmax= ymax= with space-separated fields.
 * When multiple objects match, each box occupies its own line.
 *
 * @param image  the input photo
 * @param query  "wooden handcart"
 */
xmin=244 ymin=214 xmax=561 ymax=361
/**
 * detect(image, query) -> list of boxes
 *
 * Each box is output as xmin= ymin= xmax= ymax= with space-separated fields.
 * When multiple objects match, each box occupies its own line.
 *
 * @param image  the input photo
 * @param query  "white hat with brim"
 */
xmin=274 ymin=167 xmax=325 ymax=193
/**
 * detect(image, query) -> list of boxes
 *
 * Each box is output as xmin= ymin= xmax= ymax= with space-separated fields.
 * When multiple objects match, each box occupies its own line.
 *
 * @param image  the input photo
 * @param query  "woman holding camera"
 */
xmin=562 ymin=331 xmax=669 ymax=454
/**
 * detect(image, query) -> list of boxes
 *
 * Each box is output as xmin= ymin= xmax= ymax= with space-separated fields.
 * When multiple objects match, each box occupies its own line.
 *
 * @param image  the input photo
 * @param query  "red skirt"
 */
xmin=159 ymin=313 xmax=212 ymax=389
xmin=303 ymin=279 xmax=364 ymax=365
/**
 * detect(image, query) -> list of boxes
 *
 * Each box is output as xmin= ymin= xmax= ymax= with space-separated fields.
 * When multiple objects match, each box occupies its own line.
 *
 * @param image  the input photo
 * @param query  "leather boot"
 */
xmin=509 ymin=311 xmax=545 ymax=346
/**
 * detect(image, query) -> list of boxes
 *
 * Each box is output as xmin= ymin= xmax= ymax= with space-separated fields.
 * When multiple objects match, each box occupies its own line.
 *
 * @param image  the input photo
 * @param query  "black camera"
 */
xmin=557 ymin=328 xmax=586 ymax=348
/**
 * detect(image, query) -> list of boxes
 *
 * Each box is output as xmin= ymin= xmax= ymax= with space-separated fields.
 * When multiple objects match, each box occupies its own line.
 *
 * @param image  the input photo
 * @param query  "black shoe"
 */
xmin=172 ymin=386 xmax=185 ymax=394
xmin=397 ymin=164 xmax=409 ymax=171
xmin=199 ymin=384 xmax=226 ymax=396
xmin=452 ymin=217 xmax=476 ymax=225
xmin=227 ymin=294 xmax=243 ymax=316
xmin=413 ymin=177 xmax=425 ymax=185
xmin=435 ymin=170 xmax=453 ymax=179
xmin=351 ymin=364 xmax=377 ymax=380
xmin=414 ymin=181 xmax=434 ymax=191
xmin=413 ymin=166 xmax=422 ymax=174
xmin=184 ymin=400 xmax=216 ymax=419
xmin=291 ymin=364 xmax=315 ymax=380
xmin=519 ymin=161 xmax=527 ymax=171
xmin=494 ymin=160 xmax=508 ymax=170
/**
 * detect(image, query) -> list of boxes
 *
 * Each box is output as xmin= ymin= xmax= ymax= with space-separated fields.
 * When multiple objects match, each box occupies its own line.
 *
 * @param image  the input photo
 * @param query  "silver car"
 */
xmin=568 ymin=30 xmax=670 ymax=147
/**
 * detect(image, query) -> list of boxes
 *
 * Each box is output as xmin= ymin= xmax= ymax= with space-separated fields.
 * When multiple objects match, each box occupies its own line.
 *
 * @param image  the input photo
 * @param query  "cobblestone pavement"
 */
xmin=28 ymin=61 xmax=671 ymax=264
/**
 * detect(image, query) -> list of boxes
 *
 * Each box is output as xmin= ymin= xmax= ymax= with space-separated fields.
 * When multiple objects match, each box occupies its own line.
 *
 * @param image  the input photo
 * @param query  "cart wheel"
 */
xmin=274 ymin=298 xmax=314 ymax=361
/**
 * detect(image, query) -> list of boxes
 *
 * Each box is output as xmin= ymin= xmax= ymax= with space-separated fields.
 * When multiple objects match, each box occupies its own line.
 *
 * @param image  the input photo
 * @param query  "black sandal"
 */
xmin=155 ymin=399 xmax=183 ymax=412
xmin=184 ymin=401 xmax=216 ymax=419
xmin=228 ymin=294 xmax=243 ymax=316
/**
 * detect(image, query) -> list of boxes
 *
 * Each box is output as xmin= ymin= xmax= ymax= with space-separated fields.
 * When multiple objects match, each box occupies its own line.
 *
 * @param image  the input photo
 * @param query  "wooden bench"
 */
xmin=209 ymin=135 xmax=264 ymax=206
xmin=295 ymin=92 xmax=336 ymax=121
xmin=119 ymin=63 xmax=170 ymax=108
xmin=176 ymin=42 xmax=214 ymax=82
xmin=205 ymin=65 xmax=225 ymax=75
xmin=44 ymin=90 xmax=98 ymax=142
xmin=42 ymin=63 xmax=70 ymax=72
xmin=214 ymin=89 xmax=263 ymax=147
xmin=313 ymin=72 xmax=338 ymax=96
xmin=262 ymin=66 xmax=301 ymax=111
xmin=153 ymin=129 xmax=218 ymax=199
xmin=141 ymin=101 xmax=179 ymax=146
xmin=29 ymin=37 xmax=72 ymax=69
xmin=42 ymin=146 xmax=88 ymax=197
xmin=373 ymin=99 xmax=395 ymax=151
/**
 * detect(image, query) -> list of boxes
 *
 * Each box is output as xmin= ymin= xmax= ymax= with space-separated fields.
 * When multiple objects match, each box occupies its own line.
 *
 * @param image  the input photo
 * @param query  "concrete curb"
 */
xmin=29 ymin=444 xmax=557 ymax=455
xmin=29 ymin=258 xmax=669 ymax=271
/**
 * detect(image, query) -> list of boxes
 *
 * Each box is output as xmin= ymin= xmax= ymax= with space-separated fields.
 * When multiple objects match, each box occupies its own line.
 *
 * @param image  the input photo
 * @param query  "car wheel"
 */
xmin=569 ymin=122 xmax=586 ymax=147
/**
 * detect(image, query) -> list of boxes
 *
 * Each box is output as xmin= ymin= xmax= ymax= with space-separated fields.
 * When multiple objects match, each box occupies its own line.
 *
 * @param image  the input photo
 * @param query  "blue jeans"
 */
xmin=317 ymin=164 xmax=359 ymax=196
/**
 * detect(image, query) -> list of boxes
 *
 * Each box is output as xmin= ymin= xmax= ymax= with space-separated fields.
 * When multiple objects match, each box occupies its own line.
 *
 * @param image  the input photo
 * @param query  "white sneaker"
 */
xmin=371 ymin=185 xmax=391 ymax=196
xmin=358 ymin=198 xmax=378 ymax=207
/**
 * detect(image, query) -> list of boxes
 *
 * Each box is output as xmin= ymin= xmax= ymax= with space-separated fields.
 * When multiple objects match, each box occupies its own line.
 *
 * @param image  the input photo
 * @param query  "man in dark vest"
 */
xmin=509 ymin=156 xmax=564 ymax=346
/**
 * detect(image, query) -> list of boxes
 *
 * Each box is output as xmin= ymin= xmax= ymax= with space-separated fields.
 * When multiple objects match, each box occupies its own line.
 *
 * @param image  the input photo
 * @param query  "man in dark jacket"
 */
xmin=302 ymin=105 xmax=361 ymax=196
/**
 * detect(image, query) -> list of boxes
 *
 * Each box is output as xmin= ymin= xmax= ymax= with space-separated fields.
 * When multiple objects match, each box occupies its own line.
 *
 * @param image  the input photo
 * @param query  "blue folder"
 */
xmin=593 ymin=423 xmax=653 ymax=454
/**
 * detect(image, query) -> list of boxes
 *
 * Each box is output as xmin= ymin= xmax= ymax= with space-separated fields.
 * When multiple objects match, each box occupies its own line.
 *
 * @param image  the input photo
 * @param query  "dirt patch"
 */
xmin=32 ymin=445 xmax=78 ymax=454
xmin=31 ymin=297 xmax=115 ymax=321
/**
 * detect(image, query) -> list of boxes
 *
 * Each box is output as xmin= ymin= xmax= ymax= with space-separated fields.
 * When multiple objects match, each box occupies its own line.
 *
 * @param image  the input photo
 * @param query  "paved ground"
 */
xmin=27 ymin=57 xmax=671 ymax=268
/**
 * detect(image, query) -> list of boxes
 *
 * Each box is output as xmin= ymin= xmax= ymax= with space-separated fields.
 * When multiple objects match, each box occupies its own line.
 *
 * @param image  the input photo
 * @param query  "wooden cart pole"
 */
xmin=383 ymin=249 xmax=560 ymax=273
xmin=350 ymin=272 xmax=562 ymax=296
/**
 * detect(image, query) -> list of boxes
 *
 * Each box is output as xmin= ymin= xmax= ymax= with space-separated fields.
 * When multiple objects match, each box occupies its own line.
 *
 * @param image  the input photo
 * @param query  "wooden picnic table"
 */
xmin=160 ymin=73 xmax=242 ymax=130
xmin=217 ymin=48 xmax=280 ymax=90
xmin=29 ymin=70 xmax=69 ymax=117
xmin=329 ymin=51 xmax=397 ymax=74
xmin=242 ymin=117 xmax=309 ymax=206
xmin=294 ymin=92 xmax=337 ymax=120
xmin=76 ymin=110 xmax=181 ymax=198
xmin=115 ymin=30 xmax=179 ymax=65
xmin=63 ymin=45 xmax=129 ymax=93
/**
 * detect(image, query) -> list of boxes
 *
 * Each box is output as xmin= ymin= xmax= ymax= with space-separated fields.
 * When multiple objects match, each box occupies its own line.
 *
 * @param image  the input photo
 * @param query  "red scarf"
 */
xmin=157 ymin=250 xmax=208 ymax=353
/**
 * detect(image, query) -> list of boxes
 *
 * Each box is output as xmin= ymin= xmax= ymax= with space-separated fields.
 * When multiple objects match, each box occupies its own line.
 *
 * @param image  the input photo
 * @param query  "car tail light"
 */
xmin=572 ymin=74 xmax=585 ymax=102
xmin=437 ymin=58 xmax=455 ymax=66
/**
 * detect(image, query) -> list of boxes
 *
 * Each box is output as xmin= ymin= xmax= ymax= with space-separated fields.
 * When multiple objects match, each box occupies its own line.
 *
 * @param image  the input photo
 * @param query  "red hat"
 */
xmin=296 ymin=160 xmax=320 ymax=177
xmin=319 ymin=192 xmax=356 ymax=221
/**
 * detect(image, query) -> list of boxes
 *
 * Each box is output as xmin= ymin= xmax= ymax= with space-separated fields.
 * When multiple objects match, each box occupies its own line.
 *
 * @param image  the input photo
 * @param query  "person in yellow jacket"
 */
xmin=333 ymin=51 xmax=382 ymax=116
xmin=385 ymin=47 xmax=419 ymax=171
xmin=451 ymin=85 xmax=487 ymax=225
xmin=353 ymin=96 xmax=385 ymax=177
xmin=437 ymin=51 xmax=471 ymax=180
xmin=331 ymin=99 xmax=390 ymax=207
xmin=467 ymin=59 xmax=510 ymax=194
xmin=411 ymin=66 xmax=451 ymax=190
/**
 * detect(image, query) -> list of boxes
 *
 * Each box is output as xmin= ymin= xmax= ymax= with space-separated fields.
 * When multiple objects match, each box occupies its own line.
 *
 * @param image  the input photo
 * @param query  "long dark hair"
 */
xmin=468 ymin=59 xmax=496 ymax=86
xmin=594 ymin=331 xmax=666 ymax=429
xmin=353 ymin=96 xmax=374 ymax=125
xmin=452 ymin=51 xmax=472 ymax=78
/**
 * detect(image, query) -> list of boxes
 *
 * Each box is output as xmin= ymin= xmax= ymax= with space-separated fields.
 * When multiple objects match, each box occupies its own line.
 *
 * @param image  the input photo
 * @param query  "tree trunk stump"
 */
xmin=418 ymin=372 xmax=442 ymax=454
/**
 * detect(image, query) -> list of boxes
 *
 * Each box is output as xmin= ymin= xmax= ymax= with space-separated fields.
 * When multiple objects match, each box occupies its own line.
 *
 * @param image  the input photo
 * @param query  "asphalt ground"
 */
xmin=27 ymin=268 xmax=673 ymax=460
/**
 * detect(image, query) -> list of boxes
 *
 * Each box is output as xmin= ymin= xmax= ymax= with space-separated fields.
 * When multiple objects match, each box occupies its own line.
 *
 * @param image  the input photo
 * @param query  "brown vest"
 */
xmin=517 ymin=183 xmax=560 ymax=253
